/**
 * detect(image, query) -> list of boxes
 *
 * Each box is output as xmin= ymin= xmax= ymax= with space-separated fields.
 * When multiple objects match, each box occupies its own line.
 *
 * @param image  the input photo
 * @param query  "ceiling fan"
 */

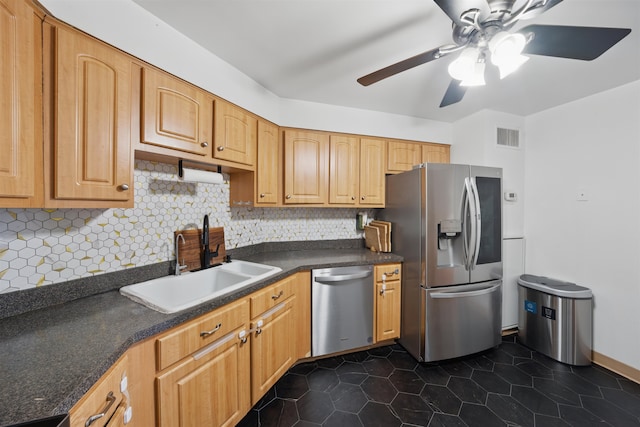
xmin=357 ymin=0 xmax=631 ymax=107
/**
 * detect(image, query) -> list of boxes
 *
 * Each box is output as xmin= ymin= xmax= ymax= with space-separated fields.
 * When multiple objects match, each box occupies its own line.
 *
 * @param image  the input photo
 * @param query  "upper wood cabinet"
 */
xmin=228 ymin=119 xmax=279 ymax=206
xmin=387 ymin=140 xmax=450 ymax=174
xmin=49 ymin=23 xmax=133 ymax=206
xmin=329 ymin=135 xmax=358 ymax=205
xmin=283 ymin=130 xmax=329 ymax=204
xmin=0 ymin=0 xmax=42 ymax=206
xmin=214 ymin=100 xmax=256 ymax=166
xmin=141 ymin=67 xmax=213 ymax=156
xmin=328 ymin=136 xmax=385 ymax=207
xmin=422 ymin=143 xmax=450 ymax=164
xmin=255 ymin=120 xmax=280 ymax=204
xmin=386 ymin=140 xmax=421 ymax=173
xmin=359 ymin=138 xmax=385 ymax=206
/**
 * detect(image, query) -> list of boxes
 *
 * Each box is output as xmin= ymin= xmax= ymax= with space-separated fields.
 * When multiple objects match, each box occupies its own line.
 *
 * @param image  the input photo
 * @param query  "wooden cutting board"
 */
xmin=174 ymin=227 xmax=226 ymax=271
xmin=369 ymin=220 xmax=391 ymax=252
xmin=364 ymin=225 xmax=382 ymax=253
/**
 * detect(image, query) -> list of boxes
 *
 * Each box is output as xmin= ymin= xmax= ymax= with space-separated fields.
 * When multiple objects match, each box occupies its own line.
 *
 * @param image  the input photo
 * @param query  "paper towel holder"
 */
xmin=178 ymin=159 xmax=222 ymax=182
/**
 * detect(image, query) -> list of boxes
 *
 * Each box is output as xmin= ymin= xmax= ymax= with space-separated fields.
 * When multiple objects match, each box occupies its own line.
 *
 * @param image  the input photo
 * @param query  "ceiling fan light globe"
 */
xmin=496 ymin=54 xmax=530 ymax=78
xmin=448 ymin=47 xmax=482 ymax=81
xmin=489 ymin=32 xmax=527 ymax=62
xmin=460 ymin=61 xmax=486 ymax=86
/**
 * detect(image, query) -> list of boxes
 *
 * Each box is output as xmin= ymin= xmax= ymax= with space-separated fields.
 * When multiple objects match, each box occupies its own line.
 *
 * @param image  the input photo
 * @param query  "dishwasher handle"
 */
xmin=430 ymin=283 xmax=501 ymax=299
xmin=314 ymin=270 xmax=372 ymax=283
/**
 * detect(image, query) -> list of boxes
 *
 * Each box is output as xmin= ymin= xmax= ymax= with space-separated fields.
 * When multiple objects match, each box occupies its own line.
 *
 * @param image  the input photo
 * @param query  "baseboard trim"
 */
xmin=593 ymin=351 xmax=640 ymax=384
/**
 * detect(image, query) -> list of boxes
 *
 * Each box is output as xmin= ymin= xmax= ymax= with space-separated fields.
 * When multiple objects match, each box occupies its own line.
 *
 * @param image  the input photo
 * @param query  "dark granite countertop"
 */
xmin=0 ymin=244 xmax=401 ymax=426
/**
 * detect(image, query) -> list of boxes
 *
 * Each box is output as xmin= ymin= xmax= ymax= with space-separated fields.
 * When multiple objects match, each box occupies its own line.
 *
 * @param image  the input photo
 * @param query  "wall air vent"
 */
xmin=497 ymin=127 xmax=520 ymax=148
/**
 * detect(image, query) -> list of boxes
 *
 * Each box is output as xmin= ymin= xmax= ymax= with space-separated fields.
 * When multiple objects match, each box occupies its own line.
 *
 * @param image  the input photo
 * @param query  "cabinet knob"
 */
xmin=217 ymin=146 xmax=225 ymax=152
xmin=260 ymin=193 xmax=266 ymax=198
xmin=361 ymin=196 xmax=366 ymax=200
xmin=201 ymin=141 xmax=209 ymax=147
xmin=285 ymin=194 xmax=292 ymax=199
xmin=120 ymin=184 xmax=129 ymax=191
xmin=351 ymin=196 xmax=355 ymax=200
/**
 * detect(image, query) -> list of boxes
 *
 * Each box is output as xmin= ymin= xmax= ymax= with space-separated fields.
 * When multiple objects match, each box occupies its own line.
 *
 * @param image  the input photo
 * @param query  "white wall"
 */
xmin=39 ymin=0 xmax=452 ymax=144
xmin=524 ymin=80 xmax=640 ymax=371
xmin=452 ymin=110 xmax=526 ymax=238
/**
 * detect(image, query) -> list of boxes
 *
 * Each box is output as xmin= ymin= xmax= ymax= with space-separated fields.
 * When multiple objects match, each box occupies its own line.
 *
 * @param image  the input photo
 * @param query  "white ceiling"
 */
xmin=132 ymin=0 xmax=640 ymax=122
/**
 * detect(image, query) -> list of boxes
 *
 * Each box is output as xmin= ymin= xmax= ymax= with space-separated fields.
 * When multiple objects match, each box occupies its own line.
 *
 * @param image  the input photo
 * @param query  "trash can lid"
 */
xmin=517 ymin=274 xmax=592 ymax=298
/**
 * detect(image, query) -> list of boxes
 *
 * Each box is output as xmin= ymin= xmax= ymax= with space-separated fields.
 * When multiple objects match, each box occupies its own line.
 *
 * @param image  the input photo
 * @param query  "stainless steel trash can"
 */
xmin=517 ymin=274 xmax=592 ymax=366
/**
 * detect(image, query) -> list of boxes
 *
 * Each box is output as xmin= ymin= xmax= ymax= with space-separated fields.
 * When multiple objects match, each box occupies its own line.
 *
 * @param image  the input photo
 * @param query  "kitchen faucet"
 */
xmin=174 ymin=233 xmax=187 ymax=276
xmin=202 ymin=214 xmax=211 ymax=269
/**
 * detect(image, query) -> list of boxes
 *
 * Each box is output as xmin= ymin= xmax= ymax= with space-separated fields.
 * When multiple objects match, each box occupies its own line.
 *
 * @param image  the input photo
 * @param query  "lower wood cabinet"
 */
xmin=69 ymin=355 xmax=130 ymax=427
xmin=72 ymin=267 xmax=411 ymax=427
xmin=374 ymin=264 xmax=402 ymax=342
xmin=153 ymin=272 xmax=310 ymax=426
xmin=155 ymin=298 xmax=250 ymax=427
xmin=156 ymin=327 xmax=251 ymax=427
xmin=248 ymin=272 xmax=310 ymax=404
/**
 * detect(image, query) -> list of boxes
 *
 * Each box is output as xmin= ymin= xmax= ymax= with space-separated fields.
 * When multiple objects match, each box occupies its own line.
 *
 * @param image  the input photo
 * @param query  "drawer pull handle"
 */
xmin=200 ymin=323 xmax=222 ymax=338
xmin=271 ymin=290 xmax=284 ymax=300
xmin=384 ymin=268 xmax=399 ymax=276
xmin=85 ymin=391 xmax=116 ymax=427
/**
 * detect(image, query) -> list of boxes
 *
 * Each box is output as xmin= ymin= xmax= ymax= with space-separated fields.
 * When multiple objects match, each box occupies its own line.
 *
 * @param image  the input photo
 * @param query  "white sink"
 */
xmin=120 ymin=260 xmax=282 ymax=313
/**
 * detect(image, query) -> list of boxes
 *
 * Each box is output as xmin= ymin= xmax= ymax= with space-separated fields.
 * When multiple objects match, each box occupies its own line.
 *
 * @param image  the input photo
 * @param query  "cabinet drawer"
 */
xmin=375 ymin=264 xmax=401 ymax=283
xmin=70 ymin=355 xmax=128 ymax=427
xmin=156 ymin=298 xmax=249 ymax=371
xmin=250 ymin=275 xmax=299 ymax=318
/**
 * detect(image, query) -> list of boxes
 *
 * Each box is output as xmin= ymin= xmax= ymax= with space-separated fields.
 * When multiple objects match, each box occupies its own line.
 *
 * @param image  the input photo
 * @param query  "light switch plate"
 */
xmin=577 ymin=190 xmax=589 ymax=201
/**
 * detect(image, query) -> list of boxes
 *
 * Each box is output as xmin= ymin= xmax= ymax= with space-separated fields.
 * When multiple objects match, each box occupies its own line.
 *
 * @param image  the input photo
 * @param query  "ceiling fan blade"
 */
xmin=433 ymin=0 xmax=490 ymax=27
xmin=519 ymin=0 xmax=564 ymax=20
xmin=521 ymin=25 xmax=632 ymax=60
xmin=440 ymin=80 xmax=467 ymax=107
xmin=357 ymin=47 xmax=442 ymax=86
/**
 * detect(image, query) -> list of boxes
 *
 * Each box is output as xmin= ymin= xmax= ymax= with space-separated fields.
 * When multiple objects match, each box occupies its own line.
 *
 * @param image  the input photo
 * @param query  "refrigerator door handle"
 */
xmin=430 ymin=283 xmax=501 ymax=299
xmin=469 ymin=177 xmax=482 ymax=269
xmin=463 ymin=177 xmax=477 ymax=270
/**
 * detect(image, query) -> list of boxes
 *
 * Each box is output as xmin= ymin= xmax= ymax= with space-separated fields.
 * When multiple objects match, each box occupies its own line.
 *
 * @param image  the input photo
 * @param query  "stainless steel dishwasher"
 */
xmin=311 ymin=265 xmax=374 ymax=357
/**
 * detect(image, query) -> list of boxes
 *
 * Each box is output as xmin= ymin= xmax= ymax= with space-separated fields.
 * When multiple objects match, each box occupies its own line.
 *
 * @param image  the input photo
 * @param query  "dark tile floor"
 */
xmin=237 ymin=335 xmax=640 ymax=427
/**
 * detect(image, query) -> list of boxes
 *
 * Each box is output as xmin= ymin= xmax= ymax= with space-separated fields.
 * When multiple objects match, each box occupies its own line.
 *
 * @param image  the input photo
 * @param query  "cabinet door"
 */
xmin=283 ymin=130 xmax=328 ymax=204
xmin=328 ymin=135 xmax=358 ymax=205
xmin=386 ymin=140 xmax=421 ymax=173
xmin=0 ymin=0 xmax=37 ymax=201
xmin=141 ymin=67 xmax=213 ymax=156
xmin=156 ymin=329 xmax=250 ymax=427
xmin=214 ymin=100 xmax=256 ymax=166
xmin=421 ymin=143 xmax=450 ymax=164
xmin=359 ymin=138 xmax=385 ymax=206
xmin=250 ymin=297 xmax=296 ymax=404
xmin=54 ymin=26 xmax=132 ymax=202
xmin=375 ymin=281 xmax=401 ymax=342
xmin=374 ymin=264 xmax=402 ymax=342
xmin=255 ymin=120 xmax=279 ymax=205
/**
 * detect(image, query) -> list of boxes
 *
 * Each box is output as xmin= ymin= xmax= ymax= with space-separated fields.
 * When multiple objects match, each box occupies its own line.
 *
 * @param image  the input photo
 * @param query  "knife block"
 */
xmin=174 ymin=228 xmax=226 ymax=272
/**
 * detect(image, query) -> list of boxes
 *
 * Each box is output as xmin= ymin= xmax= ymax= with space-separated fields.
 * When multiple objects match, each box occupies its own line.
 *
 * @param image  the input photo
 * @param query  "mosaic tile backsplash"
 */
xmin=0 ymin=160 xmax=372 ymax=293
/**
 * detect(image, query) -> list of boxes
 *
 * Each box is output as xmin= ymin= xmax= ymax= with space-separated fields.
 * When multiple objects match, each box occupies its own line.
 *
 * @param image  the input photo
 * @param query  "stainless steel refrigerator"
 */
xmin=381 ymin=163 xmax=503 ymax=362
